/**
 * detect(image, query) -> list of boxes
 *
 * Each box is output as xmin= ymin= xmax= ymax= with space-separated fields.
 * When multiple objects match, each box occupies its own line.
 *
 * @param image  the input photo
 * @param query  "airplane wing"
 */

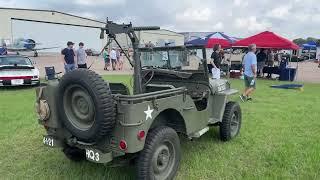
xmin=7 ymin=47 xmax=60 ymax=52
xmin=33 ymin=47 xmax=60 ymax=51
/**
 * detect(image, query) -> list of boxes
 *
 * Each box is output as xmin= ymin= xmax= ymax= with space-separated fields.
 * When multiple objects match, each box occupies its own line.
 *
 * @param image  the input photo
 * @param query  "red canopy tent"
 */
xmin=233 ymin=31 xmax=299 ymax=50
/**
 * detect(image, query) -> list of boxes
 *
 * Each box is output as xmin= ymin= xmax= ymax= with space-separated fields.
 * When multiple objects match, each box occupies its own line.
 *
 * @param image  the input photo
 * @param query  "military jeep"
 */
xmin=35 ymin=21 xmax=241 ymax=180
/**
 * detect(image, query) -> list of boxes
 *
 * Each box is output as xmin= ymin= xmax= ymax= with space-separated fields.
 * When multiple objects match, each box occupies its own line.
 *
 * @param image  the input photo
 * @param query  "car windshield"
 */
xmin=0 ymin=56 xmax=32 ymax=66
xmin=140 ymin=49 xmax=204 ymax=70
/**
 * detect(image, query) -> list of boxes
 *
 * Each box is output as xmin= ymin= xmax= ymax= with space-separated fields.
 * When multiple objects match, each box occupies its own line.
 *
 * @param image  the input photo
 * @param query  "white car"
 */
xmin=0 ymin=55 xmax=40 ymax=86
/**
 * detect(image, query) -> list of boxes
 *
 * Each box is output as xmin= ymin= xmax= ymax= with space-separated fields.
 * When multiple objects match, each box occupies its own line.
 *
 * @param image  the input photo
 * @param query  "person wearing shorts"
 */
xmin=110 ymin=47 xmax=117 ymax=70
xmin=240 ymin=44 xmax=257 ymax=102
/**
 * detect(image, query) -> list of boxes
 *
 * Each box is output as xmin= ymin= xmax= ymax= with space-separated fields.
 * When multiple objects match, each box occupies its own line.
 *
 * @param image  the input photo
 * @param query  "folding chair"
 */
xmin=45 ymin=66 xmax=61 ymax=80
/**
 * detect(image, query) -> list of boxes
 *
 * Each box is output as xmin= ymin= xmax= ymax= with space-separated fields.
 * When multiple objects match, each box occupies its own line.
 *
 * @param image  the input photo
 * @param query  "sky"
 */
xmin=1 ymin=0 xmax=320 ymax=40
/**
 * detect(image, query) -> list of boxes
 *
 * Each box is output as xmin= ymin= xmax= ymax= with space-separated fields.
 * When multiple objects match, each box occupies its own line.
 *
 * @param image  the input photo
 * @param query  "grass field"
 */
xmin=0 ymin=75 xmax=319 ymax=180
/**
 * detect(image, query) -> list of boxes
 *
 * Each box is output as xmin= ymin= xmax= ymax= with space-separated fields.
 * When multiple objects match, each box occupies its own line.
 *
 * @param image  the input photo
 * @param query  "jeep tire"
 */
xmin=137 ymin=126 xmax=181 ymax=180
xmin=57 ymin=69 xmax=115 ymax=143
xmin=220 ymin=102 xmax=242 ymax=141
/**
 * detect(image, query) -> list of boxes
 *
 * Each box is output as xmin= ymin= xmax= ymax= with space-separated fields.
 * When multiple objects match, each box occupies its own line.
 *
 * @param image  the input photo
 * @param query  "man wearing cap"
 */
xmin=61 ymin=41 xmax=76 ymax=73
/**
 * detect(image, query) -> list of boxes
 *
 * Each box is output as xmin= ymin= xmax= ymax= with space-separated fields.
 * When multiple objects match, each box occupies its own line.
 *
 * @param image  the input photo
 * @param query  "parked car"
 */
xmin=85 ymin=49 xmax=100 ymax=56
xmin=0 ymin=55 xmax=40 ymax=86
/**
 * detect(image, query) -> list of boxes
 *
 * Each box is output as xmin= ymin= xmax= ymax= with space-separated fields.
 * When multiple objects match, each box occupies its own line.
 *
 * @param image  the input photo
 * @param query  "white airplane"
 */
xmin=0 ymin=38 xmax=60 ymax=57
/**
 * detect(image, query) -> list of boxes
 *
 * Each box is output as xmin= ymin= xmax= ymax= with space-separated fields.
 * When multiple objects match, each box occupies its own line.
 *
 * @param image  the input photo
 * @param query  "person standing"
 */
xmin=61 ymin=41 xmax=76 ymax=73
xmin=211 ymin=44 xmax=223 ymax=69
xmin=256 ymin=48 xmax=267 ymax=77
xmin=266 ymin=49 xmax=274 ymax=78
xmin=116 ymin=48 xmax=121 ymax=70
xmin=76 ymin=42 xmax=87 ymax=68
xmin=240 ymin=44 xmax=257 ymax=102
xmin=118 ymin=50 xmax=124 ymax=70
xmin=110 ymin=47 xmax=117 ymax=71
xmin=210 ymin=44 xmax=223 ymax=79
xmin=103 ymin=47 xmax=110 ymax=71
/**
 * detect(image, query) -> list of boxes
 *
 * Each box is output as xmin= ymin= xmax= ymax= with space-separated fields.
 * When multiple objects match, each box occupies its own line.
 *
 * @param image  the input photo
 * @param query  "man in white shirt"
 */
xmin=76 ymin=42 xmax=87 ymax=68
xmin=110 ymin=47 xmax=117 ymax=70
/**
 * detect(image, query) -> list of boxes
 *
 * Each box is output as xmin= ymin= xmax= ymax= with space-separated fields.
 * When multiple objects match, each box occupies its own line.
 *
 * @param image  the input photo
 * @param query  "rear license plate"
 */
xmin=11 ymin=79 xmax=24 ymax=85
xmin=43 ymin=136 xmax=54 ymax=147
xmin=85 ymin=149 xmax=100 ymax=162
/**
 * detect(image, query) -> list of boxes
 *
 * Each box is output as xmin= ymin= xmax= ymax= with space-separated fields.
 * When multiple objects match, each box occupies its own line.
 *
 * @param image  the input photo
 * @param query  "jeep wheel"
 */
xmin=220 ymin=102 xmax=242 ymax=141
xmin=63 ymin=146 xmax=85 ymax=162
xmin=57 ymin=69 xmax=115 ymax=143
xmin=137 ymin=126 xmax=181 ymax=180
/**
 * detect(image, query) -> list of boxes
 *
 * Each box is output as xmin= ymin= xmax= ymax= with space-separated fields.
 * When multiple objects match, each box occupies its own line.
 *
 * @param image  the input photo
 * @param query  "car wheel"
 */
xmin=136 ymin=126 xmax=181 ymax=180
xmin=220 ymin=102 xmax=242 ymax=141
xmin=63 ymin=145 xmax=85 ymax=162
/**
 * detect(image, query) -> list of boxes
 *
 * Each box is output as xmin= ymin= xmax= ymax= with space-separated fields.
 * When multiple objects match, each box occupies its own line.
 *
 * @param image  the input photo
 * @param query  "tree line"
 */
xmin=293 ymin=37 xmax=320 ymax=46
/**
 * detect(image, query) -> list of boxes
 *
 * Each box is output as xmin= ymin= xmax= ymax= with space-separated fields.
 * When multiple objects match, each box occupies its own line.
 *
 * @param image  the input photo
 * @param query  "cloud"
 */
xmin=74 ymin=0 xmax=126 ymax=6
xmin=267 ymin=5 xmax=291 ymax=19
xmin=235 ymin=16 xmax=272 ymax=32
xmin=233 ymin=0 xmax=249 ymax=7
xmin=1 ymin=0 xmax=320 ymax=39
xmin=176 ymin=8 xmax=212 ymax=22
xmin=213 ymin=22 xmax=224 ymax=30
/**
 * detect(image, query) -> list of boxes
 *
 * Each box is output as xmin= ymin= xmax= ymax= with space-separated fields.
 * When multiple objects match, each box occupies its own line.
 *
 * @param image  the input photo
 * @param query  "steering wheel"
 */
xmin=141 ymin=66 xmax=155 ymax=86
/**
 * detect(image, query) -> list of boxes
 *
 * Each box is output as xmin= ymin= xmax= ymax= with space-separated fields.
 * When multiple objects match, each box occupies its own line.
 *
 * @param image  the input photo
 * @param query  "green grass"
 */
xmin=0 ymin=76 xmax=320 ymax=180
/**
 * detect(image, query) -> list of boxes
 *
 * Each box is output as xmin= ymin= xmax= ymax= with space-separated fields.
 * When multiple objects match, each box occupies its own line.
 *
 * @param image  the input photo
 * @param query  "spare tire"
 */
xmin=57 ymin=69 xmax=115 ymax=143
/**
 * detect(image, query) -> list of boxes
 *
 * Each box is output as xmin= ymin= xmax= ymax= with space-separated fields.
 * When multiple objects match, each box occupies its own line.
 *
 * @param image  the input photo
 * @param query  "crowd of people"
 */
xmin=102 ymin=47 xmax=126 ymax=71
xmin=61 ymin=41 xmax=128 ymax=73
xmin=255 ymin=49 xmax=283 ymax=78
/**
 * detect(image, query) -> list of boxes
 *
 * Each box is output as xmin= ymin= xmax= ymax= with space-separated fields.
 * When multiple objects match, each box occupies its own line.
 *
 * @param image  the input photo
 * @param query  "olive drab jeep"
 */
xmin=35 ymin=21 xmax=242 ymax=180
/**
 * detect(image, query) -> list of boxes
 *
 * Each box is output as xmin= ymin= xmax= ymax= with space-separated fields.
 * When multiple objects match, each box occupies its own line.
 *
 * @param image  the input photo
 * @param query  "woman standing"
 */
xmin=210 ymin=44 xmax=223 ymax=79
xmin=103 ymin=47 xmax=110 ymax=71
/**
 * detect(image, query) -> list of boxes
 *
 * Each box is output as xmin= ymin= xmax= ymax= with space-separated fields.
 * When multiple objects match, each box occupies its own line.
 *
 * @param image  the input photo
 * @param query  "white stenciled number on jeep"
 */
xmin=43 ymin=137 xmax=54 ymax=147
xmin=86 ymin=149 xmax=100 ymax=162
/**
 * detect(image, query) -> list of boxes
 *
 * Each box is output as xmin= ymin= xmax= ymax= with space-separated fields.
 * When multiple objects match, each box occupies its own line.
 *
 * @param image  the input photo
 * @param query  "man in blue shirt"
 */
xmin=61 ymin=41 xmax=76 ymax=73
xmin=240 ymin=44 xmax=257 ymax=102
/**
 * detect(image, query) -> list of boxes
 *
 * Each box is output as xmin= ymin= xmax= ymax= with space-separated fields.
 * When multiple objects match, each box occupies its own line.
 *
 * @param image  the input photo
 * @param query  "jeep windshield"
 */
xmin=140 ymin=47 xmax=204 ymax=71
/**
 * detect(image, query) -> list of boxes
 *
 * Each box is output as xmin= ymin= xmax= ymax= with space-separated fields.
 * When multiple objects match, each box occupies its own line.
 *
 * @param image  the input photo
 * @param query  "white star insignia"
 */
xmin=144 ymin=105 xmax=154 ymax=121
xmin=200 ymin=36 xmax=207 ymax=40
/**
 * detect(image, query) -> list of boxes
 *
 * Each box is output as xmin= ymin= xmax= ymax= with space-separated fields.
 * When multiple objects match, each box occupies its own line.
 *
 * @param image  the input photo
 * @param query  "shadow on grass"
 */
xmin=46 ymin=128 xmax=221 ymax=180
xmin=0 ymin=85 xmax=38 ymax=91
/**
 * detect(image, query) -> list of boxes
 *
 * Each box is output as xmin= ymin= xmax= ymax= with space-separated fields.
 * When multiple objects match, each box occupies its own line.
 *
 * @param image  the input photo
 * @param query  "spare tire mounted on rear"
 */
xmin=57 ymin=69 xmax=115 ymax=143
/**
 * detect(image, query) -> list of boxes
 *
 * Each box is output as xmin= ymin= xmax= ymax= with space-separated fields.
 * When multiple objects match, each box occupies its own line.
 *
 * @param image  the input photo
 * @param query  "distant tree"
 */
xmin=306 ymin=37 xmax=318 ymax=43
xmin=293 ymin=38 xmax=307 ymax=45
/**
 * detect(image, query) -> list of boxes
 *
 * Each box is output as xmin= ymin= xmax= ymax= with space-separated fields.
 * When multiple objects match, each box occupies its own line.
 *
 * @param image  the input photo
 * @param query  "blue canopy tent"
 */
xmin=185 ymin=32 xmax=236 ymax=48
xmin=302 ymin=41 xmax=317 ymax=60
xmin=302 ymin=41 xmax=317 ymax=50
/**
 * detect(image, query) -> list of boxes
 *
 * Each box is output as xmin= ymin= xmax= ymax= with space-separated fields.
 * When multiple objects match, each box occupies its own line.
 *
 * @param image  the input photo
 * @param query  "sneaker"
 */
xmin=239 ymin=95 xmax=247 ymax=102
